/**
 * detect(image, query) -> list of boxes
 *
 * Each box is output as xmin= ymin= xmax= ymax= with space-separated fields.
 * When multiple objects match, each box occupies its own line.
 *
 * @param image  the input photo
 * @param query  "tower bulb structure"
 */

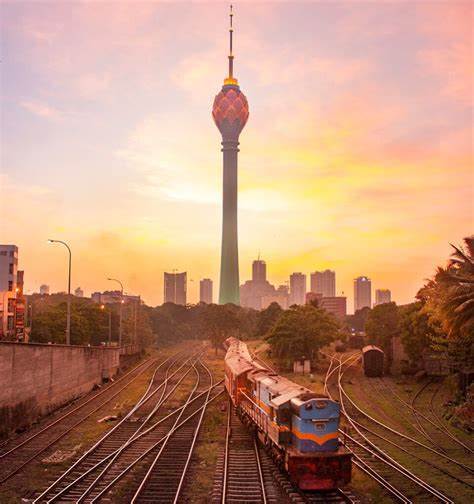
xmin=212 ymin=5 xmax=249 ymax=305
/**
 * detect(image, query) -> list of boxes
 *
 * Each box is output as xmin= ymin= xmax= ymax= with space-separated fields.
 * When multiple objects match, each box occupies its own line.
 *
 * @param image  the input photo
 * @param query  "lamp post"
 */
xmin=107 ymin=278 xmax=123 ymax=347
xmin=48 ymin=239 xmax=72 ymax=345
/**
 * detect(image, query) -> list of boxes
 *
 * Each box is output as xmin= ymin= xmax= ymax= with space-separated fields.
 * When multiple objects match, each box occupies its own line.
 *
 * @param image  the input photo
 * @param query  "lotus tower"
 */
xmin=212 ymin=5 xmax=249 ymax=305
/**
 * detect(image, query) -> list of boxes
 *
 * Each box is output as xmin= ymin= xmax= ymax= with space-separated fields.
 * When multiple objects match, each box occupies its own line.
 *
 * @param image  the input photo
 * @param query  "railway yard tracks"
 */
xmin=3 ymin=342 xmax=471 ymax=504
xmin=29 ymin=349 xmax=224 ymax=503
xmin=324 ymin=352 xmax=473 ymax=503
xmin=0 ymin=357 xmax=157 ymax=485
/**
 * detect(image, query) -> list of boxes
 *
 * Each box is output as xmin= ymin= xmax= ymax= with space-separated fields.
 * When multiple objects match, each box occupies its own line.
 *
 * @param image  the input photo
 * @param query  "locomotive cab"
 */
xmin=290 ymin=394 xmax=340 ymax=452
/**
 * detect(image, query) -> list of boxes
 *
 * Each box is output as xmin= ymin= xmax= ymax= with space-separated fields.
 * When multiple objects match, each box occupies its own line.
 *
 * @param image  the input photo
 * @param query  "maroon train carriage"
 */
xmin=362 ymin=345 xmax=384 ymax=377
xmin=223 ymin=337 xmax=352 ymax=491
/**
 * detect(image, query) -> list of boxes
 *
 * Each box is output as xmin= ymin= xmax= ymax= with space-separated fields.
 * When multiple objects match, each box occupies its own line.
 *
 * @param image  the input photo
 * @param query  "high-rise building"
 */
xmin=375 ymin=289 xmax=391 ymax=306
xmin=163 ymin=272 xmax=187 ymax=305
xmin=310 ymin=270 xmax=336 ymax=297
xmin=252 ymin=259 xmax=266 ymax=284
xmin=213 ymin=6 xmax=249 ymax=305
xmin=200 ymin=279 xmax=213 ymax=304
xmin=289 ymin=273 xmax=306 ymax=306
xmin=240 ymin=258 xmax=276 ymax=310
xmin=74 ymin=287 xmax=84 ymax=297
xmin=320 ymin=297 xmax=347 ymax=320
xmin=0 ymin=245 xmax=19 ymax=339
xmin=39 ymin=284 xmax=50 ymax=295
xmin=354 ymin=276 xmax=372 ymax=311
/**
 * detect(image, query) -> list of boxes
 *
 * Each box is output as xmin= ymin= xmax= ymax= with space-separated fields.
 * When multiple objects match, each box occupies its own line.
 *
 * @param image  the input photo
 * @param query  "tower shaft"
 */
xmin=219 ymin=140 xmax=240 ymax=304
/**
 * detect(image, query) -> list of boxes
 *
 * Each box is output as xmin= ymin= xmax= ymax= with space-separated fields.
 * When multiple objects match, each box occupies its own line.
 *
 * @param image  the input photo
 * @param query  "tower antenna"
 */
xmin=225 ymin=5 xmax=237 ymax=85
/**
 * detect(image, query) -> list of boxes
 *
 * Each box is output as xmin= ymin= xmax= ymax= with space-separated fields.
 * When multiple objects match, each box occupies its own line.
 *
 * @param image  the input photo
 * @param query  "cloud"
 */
xmin=20 ymin=100 xmax=62 ymax=120
xmin=76 ymin=72 xmax=111 ymax=99
xmin=418 ymin=42 xmax=473 ymax=105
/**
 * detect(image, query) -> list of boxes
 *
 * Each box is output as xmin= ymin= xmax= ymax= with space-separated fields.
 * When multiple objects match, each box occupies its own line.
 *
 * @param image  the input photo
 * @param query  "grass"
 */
xmin=351 ymin=466 xmax=393 ymax=504
xmin=341 ymin=365 xmax=474 ymax=503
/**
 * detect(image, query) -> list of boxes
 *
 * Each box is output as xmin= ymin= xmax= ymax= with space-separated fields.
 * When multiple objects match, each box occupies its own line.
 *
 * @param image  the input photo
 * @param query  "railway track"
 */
xmin=32 ymin=350 xmax=197 ymax=502
xmin=31 ymin=348 xmax=226 ymax=503
xmin=129 ymin=359 xmax=214 ymax=503
xmin=413 ymin=379 xmax=473 ymax=454
xmin=325 ymin=353 xmax=473 ymax=503
xmin=341 ymin=362 xmax=474 ymax=495
xmin=212 ymin=403 xmax=292 ymax=504
xmin=372 ymin=377 xmax=473 ymax=458
xmin=0 ymin=356 xmax=156 ymax=485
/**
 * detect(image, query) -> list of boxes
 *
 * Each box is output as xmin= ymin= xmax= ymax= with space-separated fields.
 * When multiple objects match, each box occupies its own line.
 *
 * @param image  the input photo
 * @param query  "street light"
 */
xmin=48 ymin=239 xmax=72 ymax=345
xmin=107 ymin=277 xmax=123 ymax=347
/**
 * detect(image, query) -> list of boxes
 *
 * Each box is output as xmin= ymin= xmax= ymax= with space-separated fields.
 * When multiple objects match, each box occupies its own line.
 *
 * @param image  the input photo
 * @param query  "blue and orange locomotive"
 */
xmin=224 ymin=337 xmax=352 ymax=490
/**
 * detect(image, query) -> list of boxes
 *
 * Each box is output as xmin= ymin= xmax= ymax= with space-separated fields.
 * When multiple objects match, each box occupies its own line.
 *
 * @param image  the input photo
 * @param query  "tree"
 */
xmin=201 ymin=304 xmax=240 ymax=354
xmin=266 ymin=304 xmax=339 ymax=365
xmin=365 ymin=302 xmax=400 ymax=364
xmin=346 ymin=306 xmax=371 ymax=332
xmin=417 ymin=236 xmax=474 ymax=371
xmin=256 ymin=302 xmax=283 ymax=337
xmin=29 ymin=298 xmax=110 ymax=345
xmin=399 ymin=302 xmax=439 ymax=362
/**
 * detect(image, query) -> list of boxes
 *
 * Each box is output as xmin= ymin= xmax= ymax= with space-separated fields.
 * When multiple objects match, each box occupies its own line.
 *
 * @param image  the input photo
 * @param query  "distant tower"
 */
xmin=213 ymin=5 xmax=249 ymax=305
xmin=310 ymin=270 xmax=336 ymax=297
xmin=354 ymin=276 xmax=372 ymax=311
xmin=252 ymin=259 xmax=266 ymax=284
xmin=200 ymin=278 xmax=213 ymax=304
xmin=289 ymin=273 xmax=307 ymax=306
xmin=375 ymin=289 xmax=391 ymax=306
xmin=163 ymin=272 xmax=187 ymax=305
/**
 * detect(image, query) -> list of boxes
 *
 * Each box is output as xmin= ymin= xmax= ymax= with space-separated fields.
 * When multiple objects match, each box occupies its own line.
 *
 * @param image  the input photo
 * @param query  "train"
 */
xmin=362 ymin=345 xmax=384 ymax=377
xmin=224 ymin=337 xmax=352 ymax=491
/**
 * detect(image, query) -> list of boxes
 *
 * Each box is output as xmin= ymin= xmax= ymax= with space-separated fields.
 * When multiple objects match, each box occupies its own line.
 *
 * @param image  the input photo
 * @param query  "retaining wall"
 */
xmin=0 ymin=342 xmax=122 ymax=437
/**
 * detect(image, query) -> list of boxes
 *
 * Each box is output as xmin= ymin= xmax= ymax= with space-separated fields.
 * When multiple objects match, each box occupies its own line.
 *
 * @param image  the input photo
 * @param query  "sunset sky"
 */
xmin=1 ymin=1 xmax=472 ymax=311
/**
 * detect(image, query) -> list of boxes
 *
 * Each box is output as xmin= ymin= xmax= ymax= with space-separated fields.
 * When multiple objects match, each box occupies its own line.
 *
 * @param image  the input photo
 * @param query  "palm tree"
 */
xmin=437 ymin=237 xmax=474 ymax=336
xmin=431 ymin=236 xmax=474 ymax=370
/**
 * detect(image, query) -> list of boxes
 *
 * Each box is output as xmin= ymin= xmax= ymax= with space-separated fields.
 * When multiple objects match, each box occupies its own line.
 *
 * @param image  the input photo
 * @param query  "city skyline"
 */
xmin=1 ymin=3 xmax=472 ymax=312
xmin=18 ymin=250 xmax=390 ymax=313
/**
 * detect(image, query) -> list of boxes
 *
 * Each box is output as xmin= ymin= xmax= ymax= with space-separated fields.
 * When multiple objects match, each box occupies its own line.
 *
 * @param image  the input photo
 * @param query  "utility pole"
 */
xmin=48 ymin=239 xmax=72 ymax=345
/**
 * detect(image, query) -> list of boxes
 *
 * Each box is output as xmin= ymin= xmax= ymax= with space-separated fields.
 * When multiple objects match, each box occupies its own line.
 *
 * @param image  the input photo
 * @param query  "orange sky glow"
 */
xmin=1 ymin=1 xmax=472 ymax=312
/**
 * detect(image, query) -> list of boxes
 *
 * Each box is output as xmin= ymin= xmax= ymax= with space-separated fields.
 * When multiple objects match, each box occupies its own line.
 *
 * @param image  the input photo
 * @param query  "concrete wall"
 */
xmin=0 ymin=342 xmax=122 ymax=437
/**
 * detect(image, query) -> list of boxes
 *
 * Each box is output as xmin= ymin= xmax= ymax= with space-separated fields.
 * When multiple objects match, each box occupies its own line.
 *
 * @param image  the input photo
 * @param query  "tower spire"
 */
xmin=225 ymin=5 xmax=238 ymax=86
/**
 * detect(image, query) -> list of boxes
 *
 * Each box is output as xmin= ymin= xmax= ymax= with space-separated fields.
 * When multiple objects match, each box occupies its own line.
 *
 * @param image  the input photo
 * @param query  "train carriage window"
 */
xmin=313 ymin=421 xmax=326 ymax=431
xmin=315 ymin=401 xmax=327 ymax=409
xmin=304 ymin=403 xmax=313 ymax=411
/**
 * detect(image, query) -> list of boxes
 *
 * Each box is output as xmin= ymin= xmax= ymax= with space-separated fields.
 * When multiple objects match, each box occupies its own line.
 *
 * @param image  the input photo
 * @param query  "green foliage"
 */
xmin=201 ymin=304 xmax=240 ymax=354
xmin=266 ymin=304 xmax=340 ymax=364
xmin=365 ymin=302 xmax=400 ymax=361
xmin=417 ymin=236 xmax=474 ymax=372
xmin=398 ymin=302 xmax=440 ymax=362
xmin=148 ymin=302 xmax=257 ymax=348
xmin=256 ymin=302 xmax=283 ymax=336
xmin=29 ymin=294 xmax=150 ymax=347
xmin=346 ymin=306 xmax=371 ymax=332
